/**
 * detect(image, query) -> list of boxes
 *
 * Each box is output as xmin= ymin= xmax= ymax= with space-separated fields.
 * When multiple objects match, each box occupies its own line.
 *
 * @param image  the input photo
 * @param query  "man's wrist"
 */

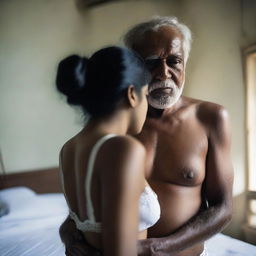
xmin=150 ymin=237 xmax=165 ymax=255
xmin=138 ymin=238 xmax=162 ymax=256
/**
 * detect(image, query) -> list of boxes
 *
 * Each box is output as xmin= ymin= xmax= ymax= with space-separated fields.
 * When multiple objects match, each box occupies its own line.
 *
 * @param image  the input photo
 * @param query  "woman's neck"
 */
xmin=84 ymin=111 xmax=129 ymax=136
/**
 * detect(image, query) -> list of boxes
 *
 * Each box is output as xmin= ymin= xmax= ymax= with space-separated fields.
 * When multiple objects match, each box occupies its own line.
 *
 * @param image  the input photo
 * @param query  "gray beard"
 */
xmin=147 ymin=80 xmax=183 ymax=109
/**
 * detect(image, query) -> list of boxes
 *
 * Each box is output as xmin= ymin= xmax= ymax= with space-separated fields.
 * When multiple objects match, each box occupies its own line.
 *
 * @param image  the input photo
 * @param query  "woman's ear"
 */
xmin=127 ymin=85 xmax=138 ymax=108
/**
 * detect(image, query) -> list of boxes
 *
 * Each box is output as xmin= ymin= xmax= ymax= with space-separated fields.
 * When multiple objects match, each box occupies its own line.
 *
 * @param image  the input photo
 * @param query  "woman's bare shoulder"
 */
xmin=97 ymin=135 xmax=146 ymax=177
xmin=102 ymin=135 xmax=146 ymax=158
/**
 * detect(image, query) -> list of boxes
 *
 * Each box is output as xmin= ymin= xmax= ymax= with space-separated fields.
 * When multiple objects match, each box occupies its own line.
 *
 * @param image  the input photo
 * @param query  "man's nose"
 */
xmin=155 ymin=62 xmax=171 ymax=81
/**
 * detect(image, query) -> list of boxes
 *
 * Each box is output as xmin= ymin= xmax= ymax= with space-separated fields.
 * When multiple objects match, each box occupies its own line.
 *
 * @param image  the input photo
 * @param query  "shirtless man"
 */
xmin=60 ymin=16 xmax=234 ymax=256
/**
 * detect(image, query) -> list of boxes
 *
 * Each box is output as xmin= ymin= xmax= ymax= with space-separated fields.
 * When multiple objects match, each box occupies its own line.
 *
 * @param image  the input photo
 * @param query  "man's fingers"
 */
xmin=65 ymin=247 xmax=87 ymax=256
xmin=65 ymin=244 xmax=101 ymax=256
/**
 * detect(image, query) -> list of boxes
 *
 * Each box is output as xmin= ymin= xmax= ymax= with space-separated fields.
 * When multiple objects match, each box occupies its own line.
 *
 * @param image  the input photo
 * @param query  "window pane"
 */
xmin=248 ymin=200 xmax=256 ymax=227
xmin=247 ymin=53 xmax=256 ymax=191
xmin=249 ymin=199 xmax=256 ymax=214
xmin=248 ymin=215 xmax=256 ymax=228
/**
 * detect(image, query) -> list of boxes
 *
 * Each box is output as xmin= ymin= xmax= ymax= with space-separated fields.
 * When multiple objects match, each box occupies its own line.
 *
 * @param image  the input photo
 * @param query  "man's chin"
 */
xmin=148 ymin=96 xmax=177 ymax=110
xmin=147 ymin=87 xmax=183 ymax=110
xmin=148 ymin=103 xmax=168 ymax=110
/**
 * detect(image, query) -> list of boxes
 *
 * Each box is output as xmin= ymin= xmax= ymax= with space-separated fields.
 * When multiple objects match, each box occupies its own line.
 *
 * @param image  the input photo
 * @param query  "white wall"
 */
xmin=0 ymin=0 xmax=179 ymax=173
xmin=1 ymin=0 xmax=256 ymax=240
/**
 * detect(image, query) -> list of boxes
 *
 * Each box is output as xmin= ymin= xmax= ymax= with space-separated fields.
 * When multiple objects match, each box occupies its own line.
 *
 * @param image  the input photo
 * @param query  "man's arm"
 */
xmin=138 ymin=105 xmax=234 ymax=256
xmin=59 ymin=216 xmax=101 ymax=256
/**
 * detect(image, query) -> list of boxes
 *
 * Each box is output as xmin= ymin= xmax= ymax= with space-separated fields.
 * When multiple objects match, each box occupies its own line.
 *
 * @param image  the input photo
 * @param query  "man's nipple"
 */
xmin=182 ymin=170 xmax=194 ymax=179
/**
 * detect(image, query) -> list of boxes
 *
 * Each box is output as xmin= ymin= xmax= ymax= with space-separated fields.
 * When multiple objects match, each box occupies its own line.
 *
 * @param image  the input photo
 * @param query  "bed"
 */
xmin=0 ymin=169 xmax=256 ymax=256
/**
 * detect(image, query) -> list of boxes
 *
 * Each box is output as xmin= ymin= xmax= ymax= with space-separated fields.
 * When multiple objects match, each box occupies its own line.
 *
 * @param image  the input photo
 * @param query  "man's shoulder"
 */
xmin=183 ymin=96 xmax=227 ymax=115
xmin=183 ymin=96 xmax=229 ymax=128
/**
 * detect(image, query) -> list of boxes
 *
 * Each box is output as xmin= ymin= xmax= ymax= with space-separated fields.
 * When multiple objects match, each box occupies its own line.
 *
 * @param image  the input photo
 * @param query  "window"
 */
xmin=244 ymin=44 xmax=256 ymax=229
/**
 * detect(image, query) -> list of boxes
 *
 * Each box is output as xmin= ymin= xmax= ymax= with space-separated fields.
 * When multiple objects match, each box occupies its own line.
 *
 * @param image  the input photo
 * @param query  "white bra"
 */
xmin=60 ymin=134 xmax=160 ymax=233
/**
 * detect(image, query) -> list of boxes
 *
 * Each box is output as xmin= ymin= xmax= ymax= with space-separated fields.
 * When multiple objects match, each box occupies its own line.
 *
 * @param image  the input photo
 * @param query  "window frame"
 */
xmin=243 ymin=43 xmax=256 ymax=228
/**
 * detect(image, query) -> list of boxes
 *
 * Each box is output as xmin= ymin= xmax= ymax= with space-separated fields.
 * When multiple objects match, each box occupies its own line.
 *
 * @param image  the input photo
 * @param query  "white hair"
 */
xmin=123 ymin=16 xmax=192 ymax=63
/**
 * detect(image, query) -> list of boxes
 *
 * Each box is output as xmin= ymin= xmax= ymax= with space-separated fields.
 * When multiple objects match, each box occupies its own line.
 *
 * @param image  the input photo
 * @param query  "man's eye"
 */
xmin=145 ymin=60 xmax=160 ymax=70
xmin=166 ymin=58 xmax=181 ymax=66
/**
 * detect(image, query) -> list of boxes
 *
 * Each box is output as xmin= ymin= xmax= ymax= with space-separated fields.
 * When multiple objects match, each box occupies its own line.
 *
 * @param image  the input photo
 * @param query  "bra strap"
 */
xmin=85 ymin=134 xmax=116 ymax=222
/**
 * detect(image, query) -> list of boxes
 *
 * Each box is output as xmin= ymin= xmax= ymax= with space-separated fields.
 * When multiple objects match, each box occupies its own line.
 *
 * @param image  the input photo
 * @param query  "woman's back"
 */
xmin=56 ymin=46 xmax=158 ymax=255
xmin=60 ymin=127 xmax=148 ymax=249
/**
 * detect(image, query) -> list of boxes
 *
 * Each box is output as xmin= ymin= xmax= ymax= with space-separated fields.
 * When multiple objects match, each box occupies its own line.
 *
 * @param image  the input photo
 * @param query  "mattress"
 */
xmin=0 ymin=187 xmax=255 ymax=256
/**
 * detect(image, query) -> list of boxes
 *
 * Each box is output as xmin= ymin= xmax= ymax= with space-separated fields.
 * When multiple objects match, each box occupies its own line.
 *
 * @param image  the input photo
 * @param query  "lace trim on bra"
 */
xmin=69 ymin=210 xmax=102 ymax=233
xmin=139 ymin=186 xmax=160 ymax=231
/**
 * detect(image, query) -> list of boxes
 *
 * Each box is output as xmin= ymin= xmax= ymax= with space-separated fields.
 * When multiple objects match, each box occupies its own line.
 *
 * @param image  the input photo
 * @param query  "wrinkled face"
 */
xmin=133 ymin=26 xmax=185 ymax=109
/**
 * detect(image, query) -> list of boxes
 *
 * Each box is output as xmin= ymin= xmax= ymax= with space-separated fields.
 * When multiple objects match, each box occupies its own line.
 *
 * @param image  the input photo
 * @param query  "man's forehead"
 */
xmin=172 ymin=38 xmax=182 ymax=48
xmin=134 ymin=26 xmax=184 ymax=58
xmin=145 ymin=52 xmax=182 ymax=60
xmin=138 ymin=40 xmax=184 ymax=60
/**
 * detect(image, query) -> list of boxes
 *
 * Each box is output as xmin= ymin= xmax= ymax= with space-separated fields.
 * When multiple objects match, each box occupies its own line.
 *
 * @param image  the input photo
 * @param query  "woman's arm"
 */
xmin=100 ymin=136 xmax=146 ymax=256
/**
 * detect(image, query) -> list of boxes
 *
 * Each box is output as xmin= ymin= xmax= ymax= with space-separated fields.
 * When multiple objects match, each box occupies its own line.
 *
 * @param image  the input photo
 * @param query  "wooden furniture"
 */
xmin=0 ymin=167 xmax=62 ymax=194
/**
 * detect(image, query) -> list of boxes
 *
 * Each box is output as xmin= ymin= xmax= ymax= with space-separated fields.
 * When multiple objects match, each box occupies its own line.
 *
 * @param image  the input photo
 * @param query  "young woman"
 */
xmin=56 ymin=46 xmax=160 ymax=256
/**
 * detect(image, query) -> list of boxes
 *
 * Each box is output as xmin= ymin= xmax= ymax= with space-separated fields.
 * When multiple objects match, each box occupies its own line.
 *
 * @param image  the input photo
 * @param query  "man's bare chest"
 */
xmin=146 ymin=117 xmax=208 ymax=186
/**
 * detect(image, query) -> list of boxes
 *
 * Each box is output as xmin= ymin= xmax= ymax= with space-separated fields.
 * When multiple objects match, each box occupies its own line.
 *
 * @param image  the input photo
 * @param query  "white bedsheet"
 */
xmin=206 ymin=233 xmax=256 ymax=255
xmin=0 ymin=187 xmax=255 ymax=256
xmin=0 ymin=187 xmax=67 ymax=256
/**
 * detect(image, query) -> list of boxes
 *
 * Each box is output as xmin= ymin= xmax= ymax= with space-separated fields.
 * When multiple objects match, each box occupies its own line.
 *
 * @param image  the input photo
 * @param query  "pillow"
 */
xmin=0 ymin=186 xmax=36 ymax=199
xmin=0 ymin=186 xmax=67 ymax=220
xmin=0 ymin=199 xmax=9 ymax=217
xmin=0 ymin=186 xmax=36 ymax=207
xmin=0 ymin=187 xmax=36 ymax=218
xmin=0 ymin=187 xmax=68 ymax=235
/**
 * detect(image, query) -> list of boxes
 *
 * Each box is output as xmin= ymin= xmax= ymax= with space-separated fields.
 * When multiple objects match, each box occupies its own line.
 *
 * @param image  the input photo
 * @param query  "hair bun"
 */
xmin=56 ymin=55 xmax=88 ymax=105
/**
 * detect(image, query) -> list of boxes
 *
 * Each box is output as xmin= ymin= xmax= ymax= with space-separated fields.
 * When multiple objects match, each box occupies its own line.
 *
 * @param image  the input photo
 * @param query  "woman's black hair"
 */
xmin=56 ymin=46 xmax=151 ymax=118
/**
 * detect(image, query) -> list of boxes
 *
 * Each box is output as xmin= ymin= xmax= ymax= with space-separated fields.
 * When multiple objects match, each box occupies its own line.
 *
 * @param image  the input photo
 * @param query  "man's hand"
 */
xmin=138 ymin=238 xmax=152 ymax=256
xmin=59 ymin=216 xmax=101 ymax=256
xmin=138 ymin=238 xmax=174 ymax=256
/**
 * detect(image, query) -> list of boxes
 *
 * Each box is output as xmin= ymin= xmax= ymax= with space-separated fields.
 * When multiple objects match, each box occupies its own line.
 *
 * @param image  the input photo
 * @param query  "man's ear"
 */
xmin=127 ymin=85 xmax=138 ymax=107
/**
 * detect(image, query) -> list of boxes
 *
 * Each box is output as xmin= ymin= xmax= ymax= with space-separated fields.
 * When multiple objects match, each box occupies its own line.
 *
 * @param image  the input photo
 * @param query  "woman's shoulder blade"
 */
xmin=97 ymin=135 xmax=146 ymax=176
xmin=101 ymin=135 xmax=145 ymax=156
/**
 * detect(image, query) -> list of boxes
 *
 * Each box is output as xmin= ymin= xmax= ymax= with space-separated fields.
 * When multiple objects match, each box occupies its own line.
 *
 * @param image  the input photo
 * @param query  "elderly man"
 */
xmin=60 ymin=16 xmax=233 ymax=256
